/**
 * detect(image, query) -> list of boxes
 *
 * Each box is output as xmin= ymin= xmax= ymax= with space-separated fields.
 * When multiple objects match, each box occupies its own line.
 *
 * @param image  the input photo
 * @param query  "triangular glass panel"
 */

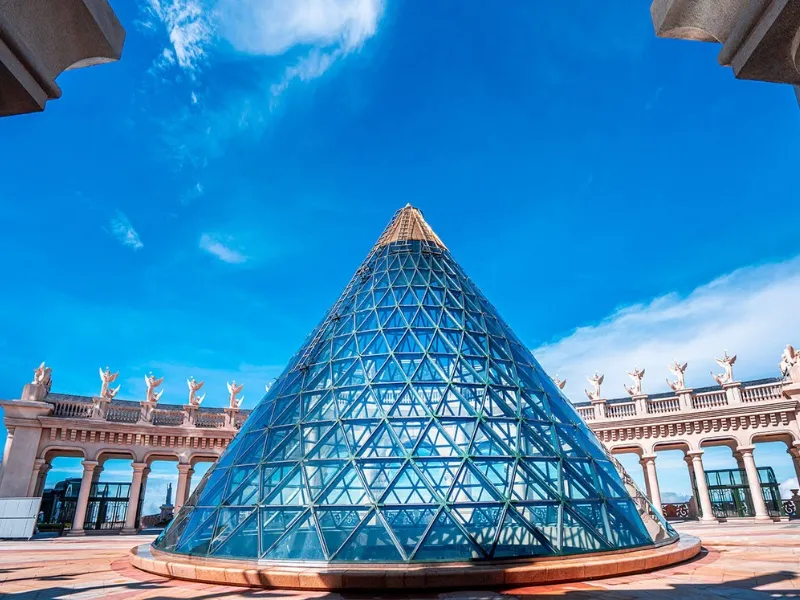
xmin=264 ymin=511 xmax=326 ymax=560
xmin=334 ymin=510 xmax=404 ymax=561
xmin=414 ymin=510 xmax=481 ymax=561
xmin=382 ymin=506 xmax=438 ymax=558
xmin=451 ymin=504 xmax=504 ymax=554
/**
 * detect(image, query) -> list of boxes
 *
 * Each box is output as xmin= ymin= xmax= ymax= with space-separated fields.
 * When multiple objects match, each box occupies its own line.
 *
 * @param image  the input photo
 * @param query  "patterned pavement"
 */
xmin=0 ymin=521 xmax=798 ymax=599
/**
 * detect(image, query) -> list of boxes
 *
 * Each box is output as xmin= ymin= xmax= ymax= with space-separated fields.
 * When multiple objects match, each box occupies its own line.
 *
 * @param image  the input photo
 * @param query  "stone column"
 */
xmin=122 ymin=462 xmax=148 ymax=534
xmin=0 ymin=428 xmax=14 ymax=479
xmin=174 ymin=464 xmax=194 ymax=513
xmin=69 ymin=460 xmax=98 ymax=535
xmin=91 ymin=465 xmax=104 ymax=484
xmin=33 ymin=463 xmax=50 ymax=497
xmin=788 ymin=445 xmax=800 ymax=484
xmin=732 ymin=451 xmax=745 ymax=471
xmin=26 ymin=458 xmax=46 ymax=496
xmin=0 ymin=400 xmax=52 ymax=497
xmin=687 ymin=451 xmax=716 ymax=522
xmin=638 ymin=457 xmax=653 ymax=499
xmin=641 ymin=454 xmax=663 ymax=514
xmin=738 ymin=446 xmax=771 ymax=521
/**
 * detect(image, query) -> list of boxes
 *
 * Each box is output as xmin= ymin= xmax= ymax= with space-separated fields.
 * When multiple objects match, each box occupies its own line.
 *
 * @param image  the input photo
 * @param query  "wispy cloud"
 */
xmin=142 ymin=0 xmax=213 ymax=74
xmin=140 ymin=0 xmax=384 ymax=165
xmin=199 ymin=233 xmax=247 ymax=263
xmin=535 ymin=256 xmax=800 ymax=399
xmin=109 ymin=211 xmax=144 ymax=250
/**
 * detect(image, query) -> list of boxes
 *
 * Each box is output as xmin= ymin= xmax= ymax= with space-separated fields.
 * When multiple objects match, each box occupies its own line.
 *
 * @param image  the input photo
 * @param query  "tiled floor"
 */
xmin=0 ymin=521 xmax=798 ymax=599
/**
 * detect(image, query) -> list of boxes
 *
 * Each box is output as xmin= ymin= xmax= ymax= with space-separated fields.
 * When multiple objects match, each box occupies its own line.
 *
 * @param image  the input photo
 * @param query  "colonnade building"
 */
xmin=2 ymin=344 xmax=798 ymax=534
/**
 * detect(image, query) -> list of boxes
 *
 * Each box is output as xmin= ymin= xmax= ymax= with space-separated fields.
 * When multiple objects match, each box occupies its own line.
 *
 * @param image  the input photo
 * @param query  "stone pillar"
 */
xmin=788 ymin=444 xmax=800 ymax=485
xmin=687 ymin=451 xmax=716 ymax=522
xmin=723 ymin=382 xmax=742 ymax=405
xmin=1 ymin=428 xmax=14 ymax=475
xmin=638 ymin=457 xmax=653 ymax=499
xmin=122 ymin=462 xmax=148 ymax=534
xmin=69 ymin=460 xmax=98 ymax=535
xmin=632 ymin=394 xmax=648 ymax=415
xmin=591 ymin=398 xmax=607 ymax=420
xmin=26 ymin=458 xmax=46 ymax=496
xmin=224 ymin=407 xmax=240 ymax=429
xmin=732 ymin=451 xmax=745 ymax=471
xmin=678 ymin=389 xmax=694 ymax=410
xmin=0 ymin=400 xmax=52 ymax=497
xmin=91 ymin=466 xmax=104 ymax=484
xmin=641 ymin=454 xmax=663 ymax=515
xmin=33 ymin=463 xmax=50 ymax=497
xmin=174 ymin=464 xmax=194 ymax=513
xmin=738 ymin=446 xmax=771 ymax=521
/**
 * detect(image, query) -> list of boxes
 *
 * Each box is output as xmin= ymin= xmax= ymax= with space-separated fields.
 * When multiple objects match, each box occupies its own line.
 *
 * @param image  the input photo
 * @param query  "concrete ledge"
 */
xmin=130 ymin=534 xmax=701 ymax=590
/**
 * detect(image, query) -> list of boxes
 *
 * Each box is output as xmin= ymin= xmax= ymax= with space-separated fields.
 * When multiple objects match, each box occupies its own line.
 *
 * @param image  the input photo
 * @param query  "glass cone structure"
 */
xmin=154 ymin=205 xmax=676 ymax=564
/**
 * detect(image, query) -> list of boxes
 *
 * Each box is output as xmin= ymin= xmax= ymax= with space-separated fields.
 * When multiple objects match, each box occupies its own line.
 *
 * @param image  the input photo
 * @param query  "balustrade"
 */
xmin=573 ymin=378 xmax=790 ymax=423
xmin=51 ymin=399 xmax=93 ymax=419
xmin=647 ymin=396 xmax=680 ymax=415
xmin=105 ymin=404 xmax=140 ymax=423
xmin=152 ymin=409 xmax=184 ymax=427
xmin=742 ymin=382 xmax=784 ymax=403
xmin=195 ymin=412 xmax=227 ymax=428
xmin=691 ymin=390 xmax=728 ymax=409
xmin=605 ymin=402 xmax=636 ymax=419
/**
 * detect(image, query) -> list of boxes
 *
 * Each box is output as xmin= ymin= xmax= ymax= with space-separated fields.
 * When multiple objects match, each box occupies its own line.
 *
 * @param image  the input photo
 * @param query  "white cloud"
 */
xmin=780 ymin=477 xmax=799 ymax=499
xmin=216 ymin=0 xmax=383 ymax=56
xmin=144 ymin=0 xmax=213 ymax=74
xmin=535 ymin=256 xmax=800 ymax=400
xmin=110 ymin=211 xmax=144 ymax=250
xmin=199 ymin=233 xmax=247 ymax=263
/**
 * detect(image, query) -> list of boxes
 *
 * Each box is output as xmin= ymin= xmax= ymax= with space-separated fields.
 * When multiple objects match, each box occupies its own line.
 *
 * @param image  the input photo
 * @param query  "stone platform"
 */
xmin=130 ymin=535 xmax=699 ymax=590
xmin=1 ymin=522 xmax=800 ymax=598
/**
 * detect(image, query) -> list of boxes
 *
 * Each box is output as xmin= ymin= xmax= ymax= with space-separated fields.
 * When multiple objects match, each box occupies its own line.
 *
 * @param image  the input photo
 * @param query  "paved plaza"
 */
xmin=0 ymin=522 xmax=797 ymax=599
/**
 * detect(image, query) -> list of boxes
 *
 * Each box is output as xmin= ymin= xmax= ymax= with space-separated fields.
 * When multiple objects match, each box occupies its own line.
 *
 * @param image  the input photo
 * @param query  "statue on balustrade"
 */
xmin=144 ymin=372 xmax=164 ymax=403
xmin=623 ymin=367 xmax=645 ymax=396
xmin=667 ymin=361 xmax=688 ymax=391
xmin=32 ymin=362 xmax=52 ymax=392
xmin=227 ymin=380 xmax=244 ymax=408
xmin=711 ymin=351 xmax=736 ymax=385
xmin=780 ymin=345 xmax=800 ymax=383
xmin=552 ymin=375 xmax=566 ymax=390
xmin=187 ymin=377 xmax=205 ymax=406
xmin=585 ymin=372 xmax=604 ymax=400
xmin=98 ymin=367 xmax=120 ymax=399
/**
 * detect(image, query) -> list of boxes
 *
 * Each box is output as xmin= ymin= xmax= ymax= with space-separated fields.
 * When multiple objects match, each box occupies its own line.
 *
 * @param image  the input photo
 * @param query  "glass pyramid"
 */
xmin=154 ymin=205 xmax=676 ymax=563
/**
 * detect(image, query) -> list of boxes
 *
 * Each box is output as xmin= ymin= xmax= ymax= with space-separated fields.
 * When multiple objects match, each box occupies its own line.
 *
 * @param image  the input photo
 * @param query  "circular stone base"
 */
xmin=131 ymin=535 xmax=700 ymax=590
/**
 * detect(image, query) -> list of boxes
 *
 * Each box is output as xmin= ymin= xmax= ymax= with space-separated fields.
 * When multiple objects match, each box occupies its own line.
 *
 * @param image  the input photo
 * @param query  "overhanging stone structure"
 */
xmin=651 ymin=0 xmax=800 ymax=100
xmin=0 ymin=380 xmax=250 ymax=535
xmin=0 ymin=0 xmax=125 ymax=117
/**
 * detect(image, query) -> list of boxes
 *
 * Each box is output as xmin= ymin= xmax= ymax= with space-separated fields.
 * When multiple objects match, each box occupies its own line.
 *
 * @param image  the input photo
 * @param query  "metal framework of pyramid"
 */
xmin=154 ymin=205 xmax=676 ymax=563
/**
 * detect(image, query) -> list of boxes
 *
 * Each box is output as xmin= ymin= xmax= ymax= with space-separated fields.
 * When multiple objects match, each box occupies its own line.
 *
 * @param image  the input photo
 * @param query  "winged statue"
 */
xmin=624 ymin=367 xmax=645 ymax=396
xmin=585 ymin=372 xmax=604 ymax=401
xmin=711 ymin=351 xmax=736 ymax=385
xmin=187 ymin=377 xmax=205 ymax=406
xmin=33 ymin=362 xmax=52 ymax=391
xmin=227 ymin=380 xmax=244 ymax=408
xmin=667 ymin=361 xmax=688 ymax=391
xmin=99 ymin=367 xmax=120 ymax=399
xmin=144 ymin=373 xmax=164 ymax=403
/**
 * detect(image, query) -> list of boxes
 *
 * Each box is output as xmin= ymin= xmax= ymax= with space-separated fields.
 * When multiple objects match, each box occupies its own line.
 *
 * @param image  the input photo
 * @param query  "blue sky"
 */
xmin=1 ymin=1 xmax=800 ymax=514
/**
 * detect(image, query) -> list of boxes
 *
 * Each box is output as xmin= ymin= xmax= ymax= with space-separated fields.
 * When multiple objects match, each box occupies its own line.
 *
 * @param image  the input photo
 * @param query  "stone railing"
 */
xmin=50 ymin=396 xmax=93 ymax=419
xmin=692 ymin=390 xmax=727 ymax=409
xmin=573 ymin=377 xmax=790 ymax=423
xmin=40 ymin=394 xmax=251 ymax=430
xmin=742 ymin=382 xmax=784 ymax=403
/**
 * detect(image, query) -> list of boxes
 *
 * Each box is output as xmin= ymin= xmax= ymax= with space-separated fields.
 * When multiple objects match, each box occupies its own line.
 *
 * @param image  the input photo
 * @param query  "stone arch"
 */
xmin=143 ymin=451 xmax=183 ymax=465
xmin=93 ymin=448 xmax=137 ymax=463
xmin=749 ymin=431 xmax=798 ymax=448
xmin=40 ymin=446 xmax=86 ymax=461
xmin=608 ymin=444 xmax=645 ymax=458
